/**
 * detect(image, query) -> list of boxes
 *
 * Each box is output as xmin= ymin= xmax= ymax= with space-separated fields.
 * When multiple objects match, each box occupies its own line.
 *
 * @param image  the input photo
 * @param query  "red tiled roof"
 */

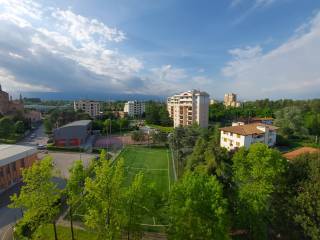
xmin=283 ymin=147 xmax=320 ymax=160
xmin=220 ymin=123 xmax=278 ymax=136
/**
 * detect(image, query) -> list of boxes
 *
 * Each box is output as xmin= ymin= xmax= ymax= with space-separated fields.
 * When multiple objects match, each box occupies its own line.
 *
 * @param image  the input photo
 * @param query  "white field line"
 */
xmin=125 ymin=167 xmax=168 ymax=171
xmin=170 ymin=146 xmax=177 ymax=181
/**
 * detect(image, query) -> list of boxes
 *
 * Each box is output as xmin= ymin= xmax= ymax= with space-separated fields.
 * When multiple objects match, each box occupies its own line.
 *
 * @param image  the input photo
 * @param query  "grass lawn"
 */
xmin=146 ymin=124 xmax=174 ymax=133
xmin=117 ymin=146 xmax=173 ymax=194
xmin=33 ymin=225 xmax=96 ymax=240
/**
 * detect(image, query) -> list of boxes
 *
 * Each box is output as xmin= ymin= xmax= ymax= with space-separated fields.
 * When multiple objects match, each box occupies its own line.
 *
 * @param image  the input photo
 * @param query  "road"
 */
xmin=0 ymin=184 xmax=22 ymax=240
xmin=18 ymin=124 xmax=48 ymax=146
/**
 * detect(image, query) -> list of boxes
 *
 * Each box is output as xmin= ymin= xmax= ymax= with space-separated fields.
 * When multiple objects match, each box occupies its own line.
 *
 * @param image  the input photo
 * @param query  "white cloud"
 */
xmin=0 ymin=68 xmax=56 ymax=93
xmin=0 ymin=0 xmax=145 ymax=94
xmin=52 ymin=9 xmax=125 ymax=43
xmin=222 ymin=11 xmax=320 ymax=98
xmin=8 ymin=52 xmax=24 ymax=59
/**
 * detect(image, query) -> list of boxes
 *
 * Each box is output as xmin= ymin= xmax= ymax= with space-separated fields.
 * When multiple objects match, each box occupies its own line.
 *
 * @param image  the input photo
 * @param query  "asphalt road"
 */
xmin=18 ymin=124 xmax=48 ymax=146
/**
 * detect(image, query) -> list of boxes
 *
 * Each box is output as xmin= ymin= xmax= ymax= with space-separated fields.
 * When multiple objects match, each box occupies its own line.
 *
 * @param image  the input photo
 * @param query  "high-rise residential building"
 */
xmin=167 ymin=90 xmax=209 ymax=128
xmin=224 ymin=93 xmax=241 ymax=107
xmin=74 ymin=100 xmax=101 ymax=118
xmin=123 ymin=101 xmax=145 ymax=117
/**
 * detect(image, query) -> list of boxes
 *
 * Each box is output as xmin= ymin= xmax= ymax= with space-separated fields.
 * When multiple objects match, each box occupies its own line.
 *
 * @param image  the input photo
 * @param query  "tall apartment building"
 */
xmin=224 ymin=93 xmax=241 ymax=107
xmin=74 ymin=100 xmax=101 ymax=118
xmin=167 ymin=90 xmax=209 ymax=128
xmin=123 ymin=101 xmax=145 ymax=117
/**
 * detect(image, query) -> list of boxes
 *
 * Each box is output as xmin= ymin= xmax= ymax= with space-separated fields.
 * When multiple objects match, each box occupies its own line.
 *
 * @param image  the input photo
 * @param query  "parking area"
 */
xmin=38 ymin=151 xmax=97 ymax=179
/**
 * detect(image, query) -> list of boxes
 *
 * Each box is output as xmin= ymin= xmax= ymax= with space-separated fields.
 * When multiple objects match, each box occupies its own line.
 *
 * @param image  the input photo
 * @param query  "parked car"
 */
xmin=37 ymin=144 xmax=46 ymax=150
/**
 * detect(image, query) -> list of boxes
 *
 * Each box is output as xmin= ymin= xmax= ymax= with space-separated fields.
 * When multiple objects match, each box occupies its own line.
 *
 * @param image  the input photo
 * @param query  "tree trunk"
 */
xmin=70 ymin=207 xmax=75 ymax=240
xmin=53 ymin=221 xmax=58 ymax=240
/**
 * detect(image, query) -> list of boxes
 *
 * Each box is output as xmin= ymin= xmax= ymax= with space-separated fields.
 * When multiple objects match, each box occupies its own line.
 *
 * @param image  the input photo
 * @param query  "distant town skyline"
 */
xmin=0 ymin=0 xmax=320 ymax=100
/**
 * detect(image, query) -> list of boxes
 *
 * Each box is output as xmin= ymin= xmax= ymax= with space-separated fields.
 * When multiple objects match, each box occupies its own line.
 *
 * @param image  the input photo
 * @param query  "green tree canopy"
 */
xmin=168 ymin=172 xmax=230 ymax=239
xmin=232 ymin=143 xmax=287 ymax=239
xmin=84 ymin=159 xmax=125 ymax=239
xmin=0 ymin=117 xmax=15 ymax=138
xmin=10 ymin=157 xmax=61 ymax=239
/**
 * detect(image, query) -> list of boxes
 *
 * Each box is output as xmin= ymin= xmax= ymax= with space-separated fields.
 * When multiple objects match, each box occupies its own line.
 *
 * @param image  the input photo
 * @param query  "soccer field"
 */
xmin=116 ymin=146 xmax=173 ymax=194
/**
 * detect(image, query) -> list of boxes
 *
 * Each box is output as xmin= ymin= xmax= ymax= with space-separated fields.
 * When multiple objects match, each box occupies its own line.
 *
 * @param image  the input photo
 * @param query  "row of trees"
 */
xmin=0 ymin=116 xmax=30 ymax=140
xmin=10 ymin=152 xmax=160 ymax=240
xmin=10 ymin=141 xmax=320 ymax=240
xmin=169 ymin=124 xmax=320 ymax=239
xmin=44 ymin=109 xmax=91 ymax=133
xmin=145 ymin=101 xmax=172 ymax=127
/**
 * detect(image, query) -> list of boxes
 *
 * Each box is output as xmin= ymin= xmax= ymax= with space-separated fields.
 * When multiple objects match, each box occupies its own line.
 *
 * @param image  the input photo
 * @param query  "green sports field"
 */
xmin=117 ymin=146 xmax=174 ymax=194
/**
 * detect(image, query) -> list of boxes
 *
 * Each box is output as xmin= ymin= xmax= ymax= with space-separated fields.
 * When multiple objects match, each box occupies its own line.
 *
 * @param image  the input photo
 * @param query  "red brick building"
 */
xmin=0 ymin=144 xmax=38 ymax=192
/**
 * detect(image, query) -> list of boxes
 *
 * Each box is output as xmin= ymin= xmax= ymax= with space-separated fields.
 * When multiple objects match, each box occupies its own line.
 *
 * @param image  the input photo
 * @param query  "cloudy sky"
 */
xmin=0 ymin=0 xmax=320 ymax=100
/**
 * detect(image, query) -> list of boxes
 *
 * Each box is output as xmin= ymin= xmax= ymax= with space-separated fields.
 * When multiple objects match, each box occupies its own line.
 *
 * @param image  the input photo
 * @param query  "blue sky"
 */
xmin=0 ymin=0 xmax=320 ymax=100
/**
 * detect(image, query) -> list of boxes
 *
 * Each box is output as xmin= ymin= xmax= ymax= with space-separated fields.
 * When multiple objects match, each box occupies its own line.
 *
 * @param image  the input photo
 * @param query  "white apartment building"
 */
xmin=74 ymin=100 xmax=101 ymax=118
xmin=124 ymin=101 xmax=145 ymax=117
xmin=224 ymin=93 xmax=241 ymax=107
xmin=220 ymin=122 xmax=278 ymax=151
xmin=167 ymin=90 xmax=209 ymax=128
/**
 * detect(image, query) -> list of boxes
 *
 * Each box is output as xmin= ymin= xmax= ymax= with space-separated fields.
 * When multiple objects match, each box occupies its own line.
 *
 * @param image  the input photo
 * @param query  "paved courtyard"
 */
xmin=39 ymin=151 xmax=97 ymax=179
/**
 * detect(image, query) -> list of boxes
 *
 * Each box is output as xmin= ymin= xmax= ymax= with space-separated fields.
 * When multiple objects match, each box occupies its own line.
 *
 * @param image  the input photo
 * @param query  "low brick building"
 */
xmin=0 ymin=144 xmax=38 ymax=192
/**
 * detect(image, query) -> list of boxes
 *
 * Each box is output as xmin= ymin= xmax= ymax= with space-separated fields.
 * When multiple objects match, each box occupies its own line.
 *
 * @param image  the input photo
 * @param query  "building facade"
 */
xmin=224 ymin=93 xmax=241 ymax=108
xmin=0 ymin=85 xmax=24 ymax=115
xmin=123 ymin=101 xmax=145 ymax=117
xmin=53 ymin=120 xmax=92 ymax=147
xmin=0 ymin=144 xmax=37 ymax=192
xmin=167 ymin=90 xmax=209 ymax=128
xmin=220 ymin=122 xmax=278 ymax=151
xmin=74 ymin=100 xmax=101 ymax=118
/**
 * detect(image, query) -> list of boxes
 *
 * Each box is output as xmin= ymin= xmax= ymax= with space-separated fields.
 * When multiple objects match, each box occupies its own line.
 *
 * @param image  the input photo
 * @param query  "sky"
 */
xmin=0 ymin=0 xmax=320 ymax=100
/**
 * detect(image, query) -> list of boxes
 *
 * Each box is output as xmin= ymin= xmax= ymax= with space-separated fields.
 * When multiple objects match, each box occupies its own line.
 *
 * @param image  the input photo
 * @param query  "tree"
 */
xmin=44 ymin=117 xmax=53 ymax=133
xmin=122 ymin=172 xmax=157 ymax=240
xmin=104 ymin=119 xmax=112 ymax=134
xmin=168 ymin=172 xmax=230 ymax=239
xmin=15 ymin=120 xmax=25 ymax=134
xmin=131 ymin=130 xmax=145 ymax=142
xmin=151 ymin=130 xmax=167 ymax=145
xmin=185 ymin=137 xmax=207 ymax=171
xmin=274 ymin=106 xmax=308 ymax=138
xmin=10 ymin=157 xmax=61 ymax=240
xmin=0 ymin=117 xmax=15 ymax=138
xmin=292 ymin=153 xmax=320 ymax=240
xmin=232 ymin=143 xmax=287 ymax=239
xmin=159 ymin=106 xmax=172 ymax=126
xmin=84 ymin=159 xmax=125 ymax=239
xmin=66 ymin=160 xmax=86 ymax=240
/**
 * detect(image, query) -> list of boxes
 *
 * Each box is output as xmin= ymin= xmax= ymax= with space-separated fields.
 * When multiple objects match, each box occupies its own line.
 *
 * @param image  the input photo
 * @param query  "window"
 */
xmin=230 ymin=133 xmax=233 ymax=137
xmin=236 ymin=142 xmax=240 ymax=146
xmin=224 ymin=138 xmax=227 ymax=142
xmin=6 ymin=165 xmax=10 ymax=174
xmin=237 ymin=134 xmax=241 ymax=138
